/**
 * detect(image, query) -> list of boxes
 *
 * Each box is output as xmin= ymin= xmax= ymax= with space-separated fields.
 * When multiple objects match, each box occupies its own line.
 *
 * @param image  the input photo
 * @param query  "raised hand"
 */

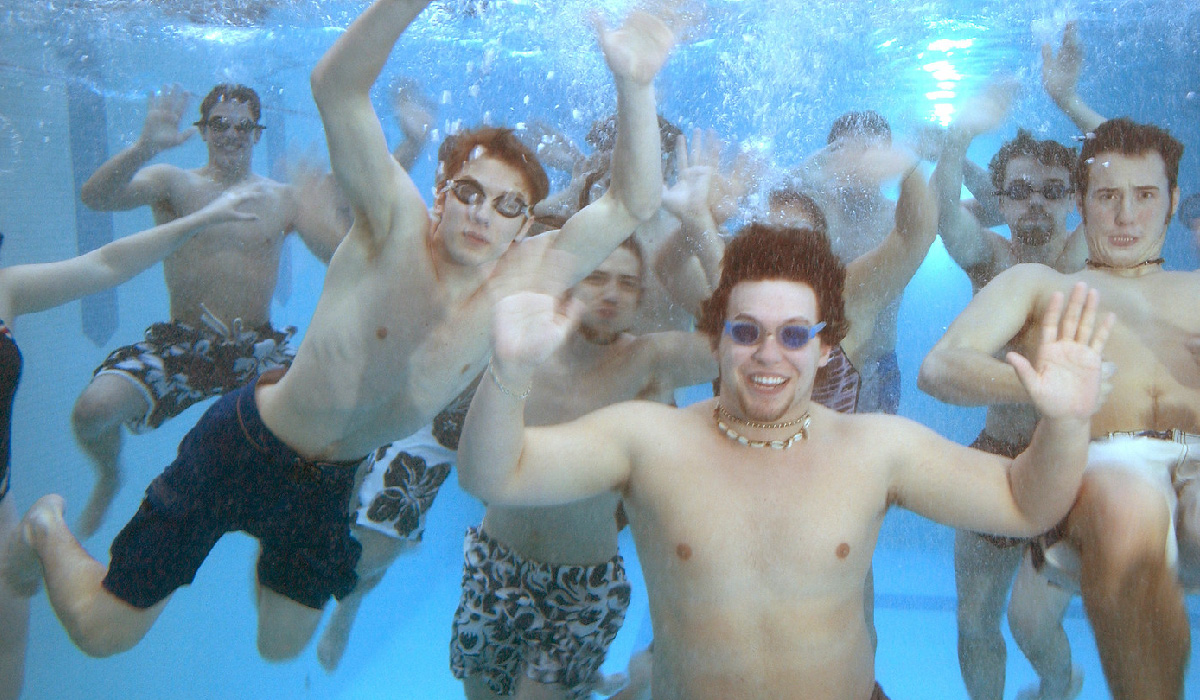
xmin=951 ymin=77 xmax=1019 ymax=139
xmin=197 ymin=184 xmax=265 ymax=225
xmin=661 ymin=130 xmax=717 ymax=230
xmin=140 ymin=84 xmax=196 ymax=152
xmin=491 ymin=246 xmax=584 ymax=372
xmin=594 ymin=10 xmax=675 ymax=86
xmin=1041 ymin=21 xmax=1084 ymax=104
xmin=1007 ymin=282 xmax=1114 ymax=419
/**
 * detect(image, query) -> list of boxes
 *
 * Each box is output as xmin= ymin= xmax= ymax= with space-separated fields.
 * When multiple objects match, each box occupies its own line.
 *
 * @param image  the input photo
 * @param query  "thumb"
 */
xmin=1006 ymin=351 xmax=1037 ymax=389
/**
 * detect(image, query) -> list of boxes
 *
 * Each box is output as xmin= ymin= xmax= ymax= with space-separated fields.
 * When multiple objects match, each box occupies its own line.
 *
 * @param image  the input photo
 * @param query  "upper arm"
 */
xmin=932 ymin=264 xmax=1046 ymax=355
xmin=492 ymin=402 xmax=641 ymax=506
xmin=313 ymin=85 xmax=427 ymax=246
xmin=887 ymin=419 xmax=1038 ymax=536
xmin=645 ymin=332 xmax=718 ymax=390
xmin=84 ymin=163 xmax=177 ymax=212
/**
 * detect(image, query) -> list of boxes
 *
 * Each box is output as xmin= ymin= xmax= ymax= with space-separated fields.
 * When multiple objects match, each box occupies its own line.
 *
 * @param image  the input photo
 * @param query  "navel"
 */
xmin=461 ymin=364 xmax=471 ymax=375
xmin=836 ymin=543 xmax=851 ymax=559
xmin=375 ymin=326 xmax=388 ymax=340
xmin=676 ymin=543 xmax=692 ymax=561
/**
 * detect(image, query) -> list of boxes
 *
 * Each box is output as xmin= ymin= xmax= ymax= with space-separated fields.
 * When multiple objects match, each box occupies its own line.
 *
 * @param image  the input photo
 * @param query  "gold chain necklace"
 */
xmin=713 ymin=405 xmax=810 ymax=449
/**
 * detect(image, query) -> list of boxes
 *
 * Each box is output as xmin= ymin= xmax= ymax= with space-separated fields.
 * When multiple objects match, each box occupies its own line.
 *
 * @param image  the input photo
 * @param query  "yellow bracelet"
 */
xmin=488 ymin=360 xmax=531 ymax=400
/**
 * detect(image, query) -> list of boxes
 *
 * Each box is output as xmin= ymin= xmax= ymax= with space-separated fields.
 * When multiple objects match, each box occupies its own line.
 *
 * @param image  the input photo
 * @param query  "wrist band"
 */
xmin=488 ymin=360 xmax=531 ymax=400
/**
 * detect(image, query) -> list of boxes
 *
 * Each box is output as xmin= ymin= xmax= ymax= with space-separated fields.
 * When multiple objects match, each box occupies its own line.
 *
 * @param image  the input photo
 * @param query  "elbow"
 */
xmin=917 ymin=355 xmax=949 ymax=401
xmin=310 ymin=60 xmax=340 ymax=110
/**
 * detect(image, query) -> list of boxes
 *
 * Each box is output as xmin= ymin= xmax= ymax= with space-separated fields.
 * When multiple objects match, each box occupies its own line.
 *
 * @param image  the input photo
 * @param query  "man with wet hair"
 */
xmin=8 ymin=0 xmax=671 ymax=662
xmin=921 ymin=117 xmax=1195 ymax=700
xmin=457 ymin=221 xmax=1107 ymax=700
xmin=924 ymin=78 xmax=1087 ymax=700
xmin=791 ymin=109 xmax=918 ymax=414
xmin=71 ymin=82 xmax=347 ymax=539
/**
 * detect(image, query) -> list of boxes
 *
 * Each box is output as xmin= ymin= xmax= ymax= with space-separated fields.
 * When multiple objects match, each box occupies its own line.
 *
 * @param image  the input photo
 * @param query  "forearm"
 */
xmin=311 ymin=0 xmax=429 ymax=105
xmin=458 ymin=360 xmax=534 ymax=501
xmin=962 ymin=160 xmax=1003 ymax=228
xmin=93 ymin=207 xmax=219 ymax=280
xmin=1009 ymin=414 xmax=1091 ymax=530
xmin=1050 ymin=91 xmax=1105 ymax=134
xmin=918 ymin=348 xmax=1031 ymax=406
xmin=80 ymin=141 xmax=158 ymax=210
xmin=607 ymin=78 xmax=663 ymax=222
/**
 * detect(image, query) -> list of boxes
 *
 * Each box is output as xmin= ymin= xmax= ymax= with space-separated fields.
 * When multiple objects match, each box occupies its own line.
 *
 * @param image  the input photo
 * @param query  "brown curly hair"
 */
xmin=696 ymin=223 xmax=849 ymax=351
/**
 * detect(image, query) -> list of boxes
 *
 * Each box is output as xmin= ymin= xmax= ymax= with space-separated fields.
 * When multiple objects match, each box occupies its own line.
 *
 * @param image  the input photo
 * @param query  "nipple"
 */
xmin=676 ymin=543 xmax=693 ymax=561
xmin=836 ymin=543 xmax=851 ymax=559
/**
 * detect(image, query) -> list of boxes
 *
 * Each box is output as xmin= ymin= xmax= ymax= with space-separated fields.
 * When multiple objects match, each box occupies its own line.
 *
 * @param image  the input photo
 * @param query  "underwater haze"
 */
xmin=1 ymin=0 xmax=1199 ymax=698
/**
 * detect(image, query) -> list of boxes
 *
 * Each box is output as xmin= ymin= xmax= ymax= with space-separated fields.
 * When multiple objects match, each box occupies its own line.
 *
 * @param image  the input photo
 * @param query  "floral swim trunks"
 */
xmin=449 ymin=526 xmax=631 ymax=699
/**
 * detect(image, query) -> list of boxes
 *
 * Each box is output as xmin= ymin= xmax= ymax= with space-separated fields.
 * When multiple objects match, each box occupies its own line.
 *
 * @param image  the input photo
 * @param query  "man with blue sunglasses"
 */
xmin=459 ymin=222 xmax=1108 ymax=700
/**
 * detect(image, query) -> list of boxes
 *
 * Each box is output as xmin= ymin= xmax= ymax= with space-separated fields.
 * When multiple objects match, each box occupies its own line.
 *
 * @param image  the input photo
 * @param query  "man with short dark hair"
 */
xmin=922 ymin=117 xmax=1195 ymax=700
xmin=70 ymin=82 xmax=348 ymax=539
xmin=924 ymin=77 xmax=1088 ymax=700
xmin=457 ymin=222 xmax=1107 ymax=700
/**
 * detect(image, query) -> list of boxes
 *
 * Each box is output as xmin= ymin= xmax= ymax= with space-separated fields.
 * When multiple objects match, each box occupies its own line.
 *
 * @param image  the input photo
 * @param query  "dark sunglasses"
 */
xmin=724 ymin=320 xmax=826 ymax=350
xmin=995 ymin=179 xmax=1072 ymax=201
xmin=196 ymin=116 xmax=265 ymax=134
xmin=448 ymin=179 xmax=529 ymax=219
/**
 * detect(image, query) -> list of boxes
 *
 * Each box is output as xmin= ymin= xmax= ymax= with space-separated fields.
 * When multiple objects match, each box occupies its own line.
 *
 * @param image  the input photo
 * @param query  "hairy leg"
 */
xmin=1009 ymin=552 xmax=1079 ymax=699
xmin=1072 ymin=470 xmax=1189 ymax=700
xmin=954 ymin=530 xmax=1024 ymax=700
xmin=71 ymin=375 xmax=150 ymax=539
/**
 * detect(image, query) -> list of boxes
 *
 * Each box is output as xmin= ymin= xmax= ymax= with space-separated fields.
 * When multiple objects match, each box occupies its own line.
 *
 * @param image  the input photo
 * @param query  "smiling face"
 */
xmin=573 ymin=246 xmax=642 ymax=338
xmin=200 ymin=100 xmax=260 ymax=170
xmin=1081 ymin=151 xmax=1179 ymax=269
xmin=434 ymin=155 xmax=533 ymax=267
xmin=717 ymin=280 xmax=831 ymax=424
xmin=998 ymin=156 xmax=1074 ymax=250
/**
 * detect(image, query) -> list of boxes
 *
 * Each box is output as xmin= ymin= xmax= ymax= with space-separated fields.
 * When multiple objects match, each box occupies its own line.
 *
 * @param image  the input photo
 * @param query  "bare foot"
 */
xmin=3 ymin=494 xmax=65 ymax=597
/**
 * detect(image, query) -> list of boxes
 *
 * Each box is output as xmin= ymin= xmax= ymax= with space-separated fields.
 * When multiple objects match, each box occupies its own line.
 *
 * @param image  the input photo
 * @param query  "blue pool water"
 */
xmin=1 ymin=1 xmax=1199 ymax=698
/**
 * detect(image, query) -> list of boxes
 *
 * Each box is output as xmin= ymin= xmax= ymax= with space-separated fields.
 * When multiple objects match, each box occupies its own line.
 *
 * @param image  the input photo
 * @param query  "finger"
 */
xmin=1058 ymin=282 xmax=1088 ymax=342
xmin=1090 ymin=311 xmax=1116 ymax=354
xmin=1074 ymin=286 xmax=1099 ymax=343
xmin=1006 ymin=351 xmax=1037 ymax=390
xmin=675 ymin=133 xmax=689 ymax=173
xmin=1040 ymin=290 xmax=1065 ymax=349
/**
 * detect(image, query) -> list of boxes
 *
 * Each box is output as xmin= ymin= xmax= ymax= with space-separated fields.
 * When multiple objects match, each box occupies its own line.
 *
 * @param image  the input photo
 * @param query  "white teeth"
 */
xmin=751 ymin=375 xmax=786 ymax=386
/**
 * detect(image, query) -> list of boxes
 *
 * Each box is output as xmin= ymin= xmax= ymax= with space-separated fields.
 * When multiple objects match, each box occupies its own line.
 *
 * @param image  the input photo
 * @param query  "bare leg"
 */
xmin=1072 ymin=470 xmax=1189 ymax=700
xmin=71 ymin=375 xmax=150 ymax=539
xmin=464 ymin=674 xmax=508 ymax=700
xmin=609 ymin=647 xmax=652 ymax=700
xmin=1009 ymin=551 xmax=1080 ymax=700
xmin=0 ymin=498 xmax=30 ymax=700
xmin=255 ymin=583 xmax=324 ymax=662
xmin=954 ymin=529 xmax=1024 ymax=700
xmin=316 ymin=526 xmax=414 ymax=672
xmin=12 ymin=495 xmax=166 ymax=657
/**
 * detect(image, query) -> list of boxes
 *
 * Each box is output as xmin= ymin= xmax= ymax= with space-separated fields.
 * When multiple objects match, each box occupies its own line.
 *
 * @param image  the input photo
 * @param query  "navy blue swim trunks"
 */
xmin=103 ymin=370 xmax=364 ymax=610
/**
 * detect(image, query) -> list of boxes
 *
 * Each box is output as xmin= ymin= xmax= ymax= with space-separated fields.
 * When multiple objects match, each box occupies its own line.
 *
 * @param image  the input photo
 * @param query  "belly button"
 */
xmin=375 ymin=326 xmax=388 ymax=340
xmin=676 ymin=543 xmax=692 ymax=561
xmin=836 ymin=543 xmax=850 ymax=559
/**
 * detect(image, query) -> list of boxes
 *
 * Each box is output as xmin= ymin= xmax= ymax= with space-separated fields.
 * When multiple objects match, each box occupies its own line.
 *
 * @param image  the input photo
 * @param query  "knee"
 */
xmin=257 ymin=635 xmax=307 ymax=662
xmin=1079 ymin=476 xmax=1170 ymax=564
xmin=70 ymin=378 xmax=142 ymax=437
xmin=68 ymin=617 xmax=142 ymax=658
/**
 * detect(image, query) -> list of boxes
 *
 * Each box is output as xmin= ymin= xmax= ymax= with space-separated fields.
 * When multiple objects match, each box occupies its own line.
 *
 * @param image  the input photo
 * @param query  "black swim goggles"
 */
xmin=723 ymin=320 xmax=826 ymax=350
xmin=447 ymin=179 xmax=529 ymax=218
xmin=994 ymin=179 xmax=1072 ymax=201
xmin=196 ymin=116 xmax=265 ymax=134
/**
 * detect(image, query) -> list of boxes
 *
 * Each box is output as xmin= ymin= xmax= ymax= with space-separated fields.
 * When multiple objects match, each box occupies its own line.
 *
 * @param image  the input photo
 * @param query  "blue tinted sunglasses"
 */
xmin=724 ymin=320 xmax=826 ymax=350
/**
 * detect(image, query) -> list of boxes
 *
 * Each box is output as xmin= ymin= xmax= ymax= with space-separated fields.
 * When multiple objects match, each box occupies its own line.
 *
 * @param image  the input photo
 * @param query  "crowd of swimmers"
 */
xmin=1 ymin=3 xmax=1199 ymax=699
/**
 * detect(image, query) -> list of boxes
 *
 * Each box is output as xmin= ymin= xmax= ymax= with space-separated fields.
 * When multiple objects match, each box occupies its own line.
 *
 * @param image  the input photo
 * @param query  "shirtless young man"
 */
xmin=457 ymin=222 xmax=1107 ymax=700
xmin=923 ymin=80 xmax=1086 ymax=700
xmin=70 ymin=83 xmax=347 ymax=538
xmin=448 ymin=238 xmax=716 ymax=700
xmin=6 ymin=0 xmax=670 ymax=661
xmin=919 ymin=117 xmax=1194 ymax=700
xmin=792 ymin=112 xmax=910 ymax=413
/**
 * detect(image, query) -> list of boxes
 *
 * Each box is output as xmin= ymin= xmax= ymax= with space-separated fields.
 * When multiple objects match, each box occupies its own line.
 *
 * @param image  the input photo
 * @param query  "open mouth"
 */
xmin=747 ymin=373 xmax=789 ymax=392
